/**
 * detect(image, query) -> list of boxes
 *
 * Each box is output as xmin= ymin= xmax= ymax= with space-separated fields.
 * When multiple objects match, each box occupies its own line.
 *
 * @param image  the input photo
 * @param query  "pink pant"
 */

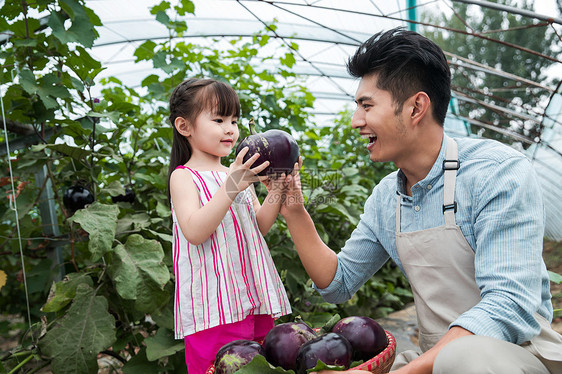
xmin=184 ymin=314 xmax=274 ymax=374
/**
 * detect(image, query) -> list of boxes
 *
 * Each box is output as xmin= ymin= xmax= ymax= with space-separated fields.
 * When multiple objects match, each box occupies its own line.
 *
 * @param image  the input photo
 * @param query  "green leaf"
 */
xmin=280 ymin=52 xmax=296 ymax=68
xmin=19 ymin=70 xmax=71 ymax=109
xmin=39 ymin=284 xmax=116 ymax=374
xmin=144 ymin=328 xmax=184 ymax=361
xmin=134 ymin=40 xmax=158 ymax=61
xmin=102 ymin=181 xmax=126 ymax=197
xmin=155 ymin=10 xmax=171 ymax=26
xmin=236 ymin=354 xmax=294 ymax=373
xmin=141 ymin=73 xmax=160 ymax=87
xmin=146 ymin=229 xmax=173 ymax=244
xmin=549 ymin=270 xmax=562 ymax=284
xmin=306 ymin=359 xmax=346 ymax=373
xmin=315 ymin=203 xmax=358 ymax=226
xmin=13 ymin=38 xmax=38 ymax=47
xmin=18 ymin=68 xmax=38 ymax=95
xmin=176 ymin=0 xmax=195 ymax=15
xmin=57 ymin=0 xmax=99 ymax=47
xmin=67 ymin=46 xmax=104 ymax=81
xmin=87 ymin=110 xmax=121 ymax=123
xmin=108 ymin=234 xmax=170 ymax=313
xmin=150 ymin=1 xmax=171 ymax=15
xmin=32 ymin=143 xmax=90 ymax=161
xmin=42 ymin=273 xmax=94 ymax=313
xmin=68 ymin=202 xmax=119 ymax=261
xmin=152 ymin=50 xmax=168 ymax=69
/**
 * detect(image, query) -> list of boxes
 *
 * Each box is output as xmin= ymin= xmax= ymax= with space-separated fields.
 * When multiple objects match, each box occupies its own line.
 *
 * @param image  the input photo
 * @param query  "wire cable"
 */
xmin=1 ymin=83 xmax=33 ymax=334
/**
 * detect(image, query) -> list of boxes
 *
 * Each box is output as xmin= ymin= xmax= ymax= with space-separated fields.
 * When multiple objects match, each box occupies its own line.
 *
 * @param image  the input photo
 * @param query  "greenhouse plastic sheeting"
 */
xmin=86 ymin=0 xmax=562 ymax=239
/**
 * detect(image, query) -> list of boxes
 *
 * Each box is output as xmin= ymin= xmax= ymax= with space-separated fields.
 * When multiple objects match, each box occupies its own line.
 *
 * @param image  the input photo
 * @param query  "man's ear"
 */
xmin=174 ymin=117 xmax=191 ymax=137
xmin=409 ymin=91 xmax=431 ymax=125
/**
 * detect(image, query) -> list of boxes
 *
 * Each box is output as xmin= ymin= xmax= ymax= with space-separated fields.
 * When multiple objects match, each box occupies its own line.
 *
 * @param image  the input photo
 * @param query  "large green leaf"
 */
xmin=51 ymin=0 xmax=99 ymax=48
xmin=108 ymin=234 xmax=170 ymax=313
xmin=69 ymin=202 xmax=119 ymax=261
xmin=42 ymin=273 xmax=94 ymax=313
xmin=145 ymin=328 xmax=184 ymax=361
xmin=39 ymin=284 xmax=116 ymax=374
xmin=18 ymin=69 xmax=71 ymax=109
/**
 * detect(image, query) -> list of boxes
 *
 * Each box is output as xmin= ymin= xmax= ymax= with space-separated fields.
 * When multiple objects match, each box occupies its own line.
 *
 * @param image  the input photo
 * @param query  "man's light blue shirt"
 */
xmin=316 ymin=135 xmax=553 ymax=345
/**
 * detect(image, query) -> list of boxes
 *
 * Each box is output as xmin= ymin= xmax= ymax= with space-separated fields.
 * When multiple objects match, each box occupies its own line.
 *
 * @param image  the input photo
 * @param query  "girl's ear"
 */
xmin=174 ymin=117 xmax=191 ymax=137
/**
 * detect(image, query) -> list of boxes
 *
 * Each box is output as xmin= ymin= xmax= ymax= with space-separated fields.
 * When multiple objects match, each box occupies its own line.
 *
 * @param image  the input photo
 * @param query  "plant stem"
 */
xmin=249 ymin=117 xmax=256 ymax=135
xmin=8 ymin=352 xmax=34 ymax=374
xmin=27 ymin=360 xmax=50 ymax=374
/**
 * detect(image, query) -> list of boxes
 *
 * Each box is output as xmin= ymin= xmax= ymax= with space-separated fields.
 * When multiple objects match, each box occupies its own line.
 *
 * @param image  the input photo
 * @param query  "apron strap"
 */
xmin=443 ymin=135 xmax=459 ymax=226
xmin=396 ymin=195 xmax=402 ymax=233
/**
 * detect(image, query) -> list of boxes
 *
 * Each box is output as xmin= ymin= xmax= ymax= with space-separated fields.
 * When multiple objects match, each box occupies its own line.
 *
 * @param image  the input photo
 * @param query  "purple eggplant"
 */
xmin=263 ymin=322 xmax=317 ymax=371
xmin=214 ymin=339 xmax=265 ymax=374
xmin=63 ymin=185 xmax=94 ymax=212
xmin=295 ymin=332 xmax=353 ymax=374
xmin=331 ymin=316 xmax=388 ymax=361
xmin=235 ymin=118 xmax=300 ymax=176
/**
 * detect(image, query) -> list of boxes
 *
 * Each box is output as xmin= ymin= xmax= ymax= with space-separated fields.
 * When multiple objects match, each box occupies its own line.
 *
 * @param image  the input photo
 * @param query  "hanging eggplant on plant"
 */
xmin=235 ymin=118 xmax=300 ymax=176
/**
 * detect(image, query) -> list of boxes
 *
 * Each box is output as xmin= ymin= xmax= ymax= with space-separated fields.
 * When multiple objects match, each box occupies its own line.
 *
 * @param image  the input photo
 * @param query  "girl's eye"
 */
xmin=214 ymin=118 xmax=223 ymax=123
xmin=232 ymin=120 xmax=237 ymax=125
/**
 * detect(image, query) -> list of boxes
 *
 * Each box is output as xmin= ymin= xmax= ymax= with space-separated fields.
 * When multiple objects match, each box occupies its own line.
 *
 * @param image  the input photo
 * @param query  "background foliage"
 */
xmin=0 ymin=1 xmax=411 ymax=372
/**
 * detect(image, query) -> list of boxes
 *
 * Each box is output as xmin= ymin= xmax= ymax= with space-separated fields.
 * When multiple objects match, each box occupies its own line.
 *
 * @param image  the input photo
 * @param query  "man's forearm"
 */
xmin=393 ymin=326 xmax=474 ymax=374
xmin=284 ymin=206 xmax=338 ymax=289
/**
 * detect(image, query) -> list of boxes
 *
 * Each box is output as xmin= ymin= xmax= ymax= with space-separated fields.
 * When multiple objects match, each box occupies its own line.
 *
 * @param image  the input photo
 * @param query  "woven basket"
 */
xmin=207 ymin=330 xmax=396 ymax=374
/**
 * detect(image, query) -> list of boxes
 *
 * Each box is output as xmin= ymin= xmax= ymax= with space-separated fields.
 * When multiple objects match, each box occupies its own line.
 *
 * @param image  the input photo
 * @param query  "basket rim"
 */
xmin=350 ymin=329 xmax=396 ymax=370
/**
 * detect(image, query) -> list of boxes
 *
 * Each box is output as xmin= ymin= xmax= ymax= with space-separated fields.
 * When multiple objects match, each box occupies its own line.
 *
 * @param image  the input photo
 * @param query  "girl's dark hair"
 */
xmin=347 ymin=27 xmax=451 ymax=125
xmin=167 ymin=78 xmax=240 ymax=200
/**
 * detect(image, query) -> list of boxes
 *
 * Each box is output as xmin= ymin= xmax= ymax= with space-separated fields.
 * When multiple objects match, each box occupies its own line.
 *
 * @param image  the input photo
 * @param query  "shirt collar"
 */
xmin=396 ymin=135 xmax=448 ymax=194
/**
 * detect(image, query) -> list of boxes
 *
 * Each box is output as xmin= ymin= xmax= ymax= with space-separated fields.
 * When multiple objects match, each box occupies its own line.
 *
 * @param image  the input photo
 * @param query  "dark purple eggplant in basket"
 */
xmin=214 ymin=339 xmax=265 ymax=374
xmin=235 ymin=118 xmax=300 ymax=176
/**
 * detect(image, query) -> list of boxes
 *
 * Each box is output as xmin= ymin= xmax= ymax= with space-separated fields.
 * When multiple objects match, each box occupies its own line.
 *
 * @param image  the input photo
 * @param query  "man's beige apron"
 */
xmin=392 ymin=135 xmax=562 ymax=372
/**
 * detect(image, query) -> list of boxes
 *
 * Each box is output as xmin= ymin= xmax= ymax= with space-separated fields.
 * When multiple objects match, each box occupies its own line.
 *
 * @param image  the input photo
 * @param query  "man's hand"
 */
xmin=279 ymin=156 xmax=304 ymax=217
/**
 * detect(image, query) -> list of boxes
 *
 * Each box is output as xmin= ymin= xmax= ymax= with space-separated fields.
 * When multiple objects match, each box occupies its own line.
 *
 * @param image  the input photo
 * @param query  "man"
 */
xmin=280 ymin=27 xmax=562 ymax=373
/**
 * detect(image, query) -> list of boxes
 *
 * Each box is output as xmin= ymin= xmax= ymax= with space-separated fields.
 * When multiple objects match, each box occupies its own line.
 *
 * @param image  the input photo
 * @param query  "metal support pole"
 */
xmin=35 ymin=165 xmax=64 ymax=281
xmin=450 ymin=0 xmax=562 ymax=25
xmin=407 ymin=0 xmax=417 ymax=32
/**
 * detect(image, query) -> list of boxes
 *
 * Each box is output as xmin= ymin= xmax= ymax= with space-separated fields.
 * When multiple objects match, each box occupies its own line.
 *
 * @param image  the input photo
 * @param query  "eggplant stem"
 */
xmin=249 ymin=117 xmax=256 ymax=135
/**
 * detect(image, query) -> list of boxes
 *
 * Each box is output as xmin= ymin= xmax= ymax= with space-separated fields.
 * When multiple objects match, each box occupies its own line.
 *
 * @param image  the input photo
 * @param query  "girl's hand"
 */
xmin=224 ymin=147 xmax=269 ymax=200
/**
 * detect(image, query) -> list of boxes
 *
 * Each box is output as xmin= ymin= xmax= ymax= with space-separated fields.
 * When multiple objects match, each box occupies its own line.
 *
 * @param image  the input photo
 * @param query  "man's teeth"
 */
xmin=361 ymin=134 xmax=377 ymax=143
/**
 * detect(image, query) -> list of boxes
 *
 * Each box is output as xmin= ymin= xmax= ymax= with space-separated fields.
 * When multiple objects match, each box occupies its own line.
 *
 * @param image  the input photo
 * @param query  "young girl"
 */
xmin=167 ymin=78 xmax=292 ymax=373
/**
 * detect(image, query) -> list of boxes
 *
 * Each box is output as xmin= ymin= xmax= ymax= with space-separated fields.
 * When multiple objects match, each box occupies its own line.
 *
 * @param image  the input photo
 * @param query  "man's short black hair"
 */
xmin=347 ymin=27 xmax=451 ymax=125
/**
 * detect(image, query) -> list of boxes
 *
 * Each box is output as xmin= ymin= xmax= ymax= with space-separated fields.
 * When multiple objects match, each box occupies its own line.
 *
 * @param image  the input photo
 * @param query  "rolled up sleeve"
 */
xmin=314 ymin=192 xmax=391 ymax=304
